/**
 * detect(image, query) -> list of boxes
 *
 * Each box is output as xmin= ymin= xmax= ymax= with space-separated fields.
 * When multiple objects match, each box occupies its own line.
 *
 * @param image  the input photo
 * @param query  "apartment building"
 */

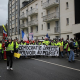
xmin=8 ymin=0 xmax=20 ymax=40
xmin=8 ymin=0 xmax=80 ymax=40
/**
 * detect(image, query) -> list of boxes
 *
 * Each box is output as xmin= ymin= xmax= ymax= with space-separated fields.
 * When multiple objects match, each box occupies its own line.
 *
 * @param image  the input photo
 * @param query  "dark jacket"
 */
xmin=69 ymin=42 xmax=74 ymax=49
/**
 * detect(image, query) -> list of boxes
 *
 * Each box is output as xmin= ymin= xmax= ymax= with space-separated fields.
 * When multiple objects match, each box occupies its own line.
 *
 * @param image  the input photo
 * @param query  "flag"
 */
xmin=22 ymin=31 xmax=28 ymax=41
xmin=3 ymin=29 xmax=7 ymax=39
xmin=46 ymin=33 xmax=49 ymax=38
xmin=2 ymin=25 xmax=7 ymax=32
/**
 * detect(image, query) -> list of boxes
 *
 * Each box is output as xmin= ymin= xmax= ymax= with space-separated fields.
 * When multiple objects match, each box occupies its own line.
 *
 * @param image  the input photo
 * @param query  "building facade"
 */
xmin=8 ymin=0 xmax=20 ymax=40
xmin=8 ymin=0 xmax=80 ymax=40
xmin=0 ymin=26 xmax=3 ymax=40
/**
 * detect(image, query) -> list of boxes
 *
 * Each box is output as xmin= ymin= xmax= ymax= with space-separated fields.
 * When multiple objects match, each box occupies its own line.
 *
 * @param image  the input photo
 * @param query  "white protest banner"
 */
xmin=18 ymin=45 xmax=59 ymax=56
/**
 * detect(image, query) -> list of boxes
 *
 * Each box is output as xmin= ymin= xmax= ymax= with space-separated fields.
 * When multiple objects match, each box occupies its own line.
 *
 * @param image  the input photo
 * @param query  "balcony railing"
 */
xmin=54 ymin=27 xmax=60 ymax=33
xmin=22 ymin=0 xmax=29 ymax=2
xmin=28 ymin=19 xmax=38 ymax=27
xmin=43 ymin=0 xmax=59 ymax=9
xmin=20 ymin=13 xmax=28 ymax=20
xmin=20 ymin=23 xmax=28 ymax=28
xmin=43 ymin=12 xmax=59 ymax=22
xmin=28 ymin=8 xmax=38 ymax=16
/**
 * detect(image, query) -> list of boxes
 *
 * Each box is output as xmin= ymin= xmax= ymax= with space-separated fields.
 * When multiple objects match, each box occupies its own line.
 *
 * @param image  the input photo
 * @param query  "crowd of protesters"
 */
xmin=0 ymin=37 xmax=80 ymax=70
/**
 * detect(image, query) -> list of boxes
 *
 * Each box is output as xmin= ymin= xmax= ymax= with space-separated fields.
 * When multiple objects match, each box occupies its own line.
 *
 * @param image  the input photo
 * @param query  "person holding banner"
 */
xmin=5 ymin=38 xmax=15 ymax=70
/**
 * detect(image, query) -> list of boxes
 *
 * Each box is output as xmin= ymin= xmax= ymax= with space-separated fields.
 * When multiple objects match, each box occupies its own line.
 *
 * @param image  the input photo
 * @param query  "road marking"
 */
xmin=32 ymin=58 xmax=80 ymax=72
xmin=74 ymin=59 xmax=80 ymax=61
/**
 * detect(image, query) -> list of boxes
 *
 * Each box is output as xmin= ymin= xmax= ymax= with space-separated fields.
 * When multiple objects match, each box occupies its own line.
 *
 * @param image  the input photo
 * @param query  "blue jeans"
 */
xmin=61 ymin=51 xmax=63 ymax=57
xmin=63 ymin=50 xmax=69 ymax=57
xmin=68 ymin=50 xmax=74 ymax=61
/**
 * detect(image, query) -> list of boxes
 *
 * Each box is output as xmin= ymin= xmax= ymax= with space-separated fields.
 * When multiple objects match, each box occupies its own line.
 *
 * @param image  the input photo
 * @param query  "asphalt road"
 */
xmin=0 ymin=56 xmax=80 ymax=80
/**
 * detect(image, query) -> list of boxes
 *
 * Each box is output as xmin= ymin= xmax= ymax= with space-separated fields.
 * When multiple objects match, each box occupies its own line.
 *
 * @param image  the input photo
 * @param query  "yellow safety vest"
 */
xmin=21 ymin=42 xmax=23 ymax=45
xmin=24 ymin=42 xmax=26 ymax=45
xmin=51 ymin=42 xmax=54 ymax=46
xmin=6 ymin=42 xmax=14 ymax=51
xmin=0 ymin=43 xmax=2 ymax=49
xmin=16 ymin=42 xmax=19 ymax=49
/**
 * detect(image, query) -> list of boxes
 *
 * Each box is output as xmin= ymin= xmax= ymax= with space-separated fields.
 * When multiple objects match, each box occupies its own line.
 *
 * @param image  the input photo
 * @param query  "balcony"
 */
xmin=72 ymin=24 xmax=80 ymax=34
xmin=22 ymin=0 xmax=29 ymax=2
xmin=28 ymin=19 xmax=38 ymax=27
xmin=43 ymin=12 xmax=59 ymax=22
xmin=20 ymin=23 xmax=28 ymax=29
xmin=20 ymin=13 xmax=28 ymax=20
xmin=28 ymin=8 xmax=38 ymax=16
xmin=43 ymin=0 xmax=59 ymax=9
xmin=54 ymin=27 xmax=60 ymax=33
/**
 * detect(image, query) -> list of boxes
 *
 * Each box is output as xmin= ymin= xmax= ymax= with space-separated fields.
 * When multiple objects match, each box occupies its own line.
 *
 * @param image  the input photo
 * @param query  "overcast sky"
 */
xmin=0 ymin=0 xmax=8 ymax=25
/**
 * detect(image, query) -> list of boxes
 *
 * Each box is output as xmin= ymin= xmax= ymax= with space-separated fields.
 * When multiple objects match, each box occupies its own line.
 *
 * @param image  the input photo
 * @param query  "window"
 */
xmin=22 ymin=20 xmax=24 ymax=24
xmin=47 ymin=0 xmax=49 ymax=3
xmin=66 ymin=2 xmax=69 ymax=9
xmin=31 ymin=27 xmax=33 ymax=32
xmin=26 ymin=19 xmax=28 ymax=24
xmin=35 ymin=4 xmax=38 ymax=9
xmin=56 ymin=36 xmax=59 ymax=40
xmin=26 ymin=28 xmax=28 ymax=34
xmin=67 ymin=35 xmax=69 ymax=39
xmin=41 ymin=12 xmax=43 ymax=17
xmin=55 ymin=21 xmax=59 ymax=27
xmin=31 ymin=17 xmax=33 ymax=21
xmin=42 ymin=24 xmax=43 ymax=30
xmin=31 ymin=7 xmax=32 ymax=10
xmin=12 ymin=12 xmax=15 ymax=16
xmin=10 ymin=29 xmax=11 ymax=33
xmin=22 ymin=12 xmax=24 ymax=15
xmin=12 ymin=28 xmax=14 ymax=33
xmin=47 ymin=23 xmax=50 ymax=30
xmin=16 ymin=19 xmax=18 ymax=22
xmin=36 ymin=15 xmax=38 ymax=20
xmin=12 ymin=4 xmax=15 ymax=9
xmin=12 ymin=20 xmax=15 ymax=24
xmin=41 ymin=1 xmax=43 ymax=6
xmin=10 ymin=14 xmax=11 ymax=18
xmin=66 ymin=18 xmax=69 ymax=25
xmin=16 ymin=10 xmax=18 ymax=14
xmin=10 ymin=22 xmax=11 ymax=25
xmin=26 ymin=9 xmax=28 ymax=14
xmin=47 ymin=10 xmax=50 ymax=15
xmin=16 ymin=2 xmax=17 ymax=6
xmin=36 ymin=26 xmax=38 ymax=32
xmin=16 ymin=27 xmax=17 ymax=32
xmin=56 ymin=0 xmax=58 ymax=2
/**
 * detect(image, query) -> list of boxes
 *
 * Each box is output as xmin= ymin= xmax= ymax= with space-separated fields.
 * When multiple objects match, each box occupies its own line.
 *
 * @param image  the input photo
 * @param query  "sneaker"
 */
xmin=7 ymin=66 xmax=10 ymax=70
xmin=10 ymin=68 xmax=13 ymax=71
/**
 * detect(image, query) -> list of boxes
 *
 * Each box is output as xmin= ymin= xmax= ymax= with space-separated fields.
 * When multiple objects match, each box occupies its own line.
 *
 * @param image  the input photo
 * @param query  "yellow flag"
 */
xmin=2 ymin=25 xmax=7 ymax=32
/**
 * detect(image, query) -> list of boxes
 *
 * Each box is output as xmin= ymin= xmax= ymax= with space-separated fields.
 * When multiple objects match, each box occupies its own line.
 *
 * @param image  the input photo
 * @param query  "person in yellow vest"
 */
xmin=63 ymin=41 xmax=68 ymax=56
xmin=23 ymin=41 xmax=26 ymax=45
xmin=59 ymin=39 xmax=64 ymax=58
xmin=74 ymin=40 xmax=78 ymax=57
xmin=45 ymin=39 xmax=50 ymax=46
xmin=5 ymin=38 xmax=15 ymax=70
xmin=0 ymin=41 xmax=2 ymax=60
xmin=20 ymin=40 xmax=24 ymax=45
xmin=42 ymin=40 xmax=46 ymax=45
xmin=67 ymin=42 xmax=70 ymax=57
xmin=51 ymin=40 xmax=54 ymax=46
xmin=15 ymin=41 xmax=20 ymax=53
